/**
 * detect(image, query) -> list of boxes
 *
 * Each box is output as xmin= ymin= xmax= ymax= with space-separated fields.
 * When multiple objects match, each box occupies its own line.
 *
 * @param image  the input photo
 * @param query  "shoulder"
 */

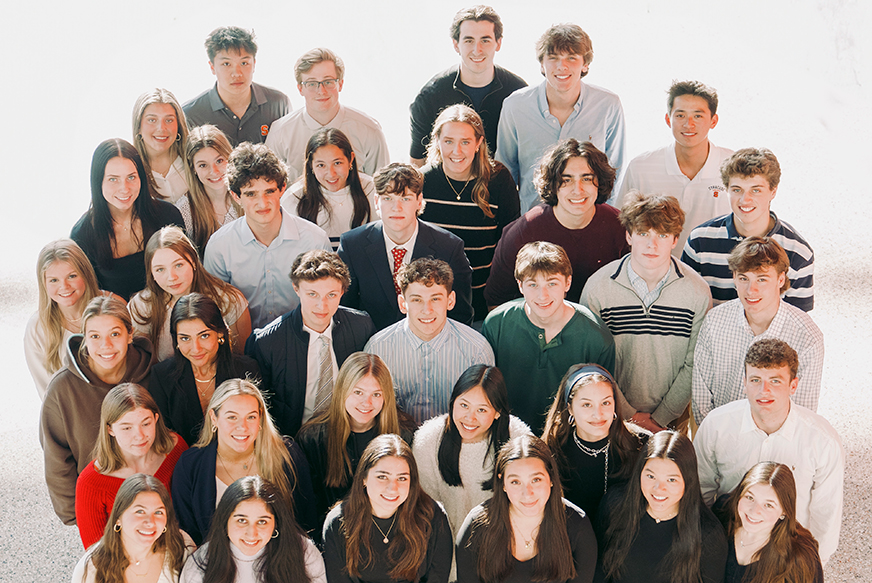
xmin=366 ymin=320 xmax=405 ymax=346
xmin=413 ymin=415 xmax=447 ymax=451
xmin=568 ymin=302 xmax=608 ymax=328
xmin=494 ymin=65 xmax=528 ymax=88
xmin=419 ymin=219 xmax=464 ymax=246
xmin=790 ymin=405 xmax=842 ymax=445
xmin=563 ymin=498 xmax=589 ymax=524
xmin=152 ymin=199 xmax=184 ymax=223
xmin=182 ymin=88 xmax=212 ymax=112
xmin=674 ymin=259 xmax=713 ymax=291
xmin=582 ymin=82 xmax=623 ymax=103
xmin=700 ymin=400 xmax=748 ymax=431
xmin=483 ymin=299 xmax=525 ymax=326
xmin=501 ymin=83 xmax=539 ymax=108
xmin=626 ymin=145 xmax=671 ymax=168
xmin=585 ymin=258 xmax=625 ymax=290
xmin=416 ymin=66 xmax=459 ymax=96
xmin=340 ymin=105 xmax=384 ymax=130
xmin=593 ymin=203 xmax=622 ymax=223
xmin=335 ymin=305 xmax=375 ymax=326
xmin=253 ymin=82 xmax=289 ymax=103
xmin=703 ymin=299 xmax=742 ymax=325
xmin=252 ymin=308 xmax=298 ymax=340
xmin=340 ymin=221 xmax=378 ymax=244
xmin=324 ymin=501 xmax=344 ymax=532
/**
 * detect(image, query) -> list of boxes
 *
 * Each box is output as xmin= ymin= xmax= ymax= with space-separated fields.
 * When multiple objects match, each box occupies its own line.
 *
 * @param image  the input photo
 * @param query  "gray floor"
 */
xmin=2 ymin=1 xmax=870 ymax=581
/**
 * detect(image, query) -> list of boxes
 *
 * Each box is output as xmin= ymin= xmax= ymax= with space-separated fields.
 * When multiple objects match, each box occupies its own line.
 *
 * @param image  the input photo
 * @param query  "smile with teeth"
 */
xmin=137 ymin=528 xmax=156 ymax=537
xmin=651 ymin=494 xmax=668 ymax=502
xmin=381 ymin=494 xmax=400 ymax=502
xmin=240 ymin=538 xmax=261 ymax=546
xmin=738 ymin=205 xmax=755 ymax=212
xmin=460 ymin=423 xmax=479 ymax=433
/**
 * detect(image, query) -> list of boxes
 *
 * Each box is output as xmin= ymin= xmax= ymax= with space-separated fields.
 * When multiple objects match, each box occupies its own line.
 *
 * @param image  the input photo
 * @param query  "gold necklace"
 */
xmin=372 ymin=514 xmax=397 ymax=544
xmin=217 ymin=450 xmax=255 ymax=479
xmin=444 ymin=171 xmax=471 ymax=201
xmin=510 ymin=516 xmax=540 ymax=549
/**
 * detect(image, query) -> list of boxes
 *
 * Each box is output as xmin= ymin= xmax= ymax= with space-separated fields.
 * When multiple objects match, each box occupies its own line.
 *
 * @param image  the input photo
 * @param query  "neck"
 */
xmin=303 ymin=316 xmax=330 ymax=334
xmin=744 ymin=304 xmax=778 ymax=336
xmin=191 ymin=360 xmax=217 ymax=380
xmin=125 ymin=540 xmax=157 ymax=563
xmin=247 ymin=215 xmax=283 ymax=247
xmin=385 ymin=223 xmax=416 ymax=246
xmin=459 ymin=64 xmax=495 ymax=88
xmin=674 ymin=140 xmax=710 ymax=179
xmin=147 ymin=149 xmax=174 ymax=175
xmin=350 ymin=417 xmax=376 ymax=433
xmin=109 ymin=205 xmax=134 ymax=224
xmin=736 ymin=526 xmax=771 ymax=549
xmin=92 ymin=358 xmax=127 ymax=386
xmin=217 ymin=441 xmax=255 ymax=464
xmin=205 ymin=184 xmax=229 ymax=205
xmin=59 ymin=302 xmax=84 ymax=324
xmin=631 ymin=257 xmax=671 ymax=290
xmin=646 ymin=505 xmax=679 ymax=522
xmin=545 ymin=83 xmax=581 ymax=111
xmin=307 ymin=104 xmax=340 ymax=127
xmin=509 ymin=506 xmax=544 ymax=528
xmin=443 ymin=164 xmax=474 ymax=182
xmin=217 ymin=85 xmax=252 ymax=113
xmin=121 ymin=448 xmax=155 ymax=474
xmin=752 ymin=404 xmax=790 ymax=435
xmin=552 ymin=204 xmax=596 ymax=230
xmin=734 ymin=213 xmax=773 ymax=238
xmin=525 ymin=300 xmax=571 ymax=332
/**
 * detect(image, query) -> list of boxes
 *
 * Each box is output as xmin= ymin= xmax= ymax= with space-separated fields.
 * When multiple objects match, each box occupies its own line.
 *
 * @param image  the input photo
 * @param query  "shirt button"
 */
xmin=538 ymin=334 xmax=544 ymax=339
xmin=268 ymin=291 xmax=272 ymax=294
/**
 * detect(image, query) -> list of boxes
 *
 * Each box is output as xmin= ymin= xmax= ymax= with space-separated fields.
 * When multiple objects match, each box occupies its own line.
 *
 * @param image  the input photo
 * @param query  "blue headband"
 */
xmin=564 ymin=365 xmax=616 ymax=402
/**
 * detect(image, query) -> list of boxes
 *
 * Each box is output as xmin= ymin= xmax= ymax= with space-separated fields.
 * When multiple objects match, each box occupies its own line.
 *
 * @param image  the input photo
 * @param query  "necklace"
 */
xmin=739 ymin=531 xmax=768 ymax=548
xmin=194 ymin=374 xmax=215 ymax=383
xmin=217 ymin=450 xmax=255 ymax=480
xmin=372 ymin=514 xmax=397 ymax=544
xmin=649 ymin=508 xmax=679 ymax=524
xmin=573 ymin=432 xmax=610 ymax=495
xmin=510 ymin=516 xmax=540 ymax=549
xmin=445 ymin=171 xmax=471 ymax=201
xmin=128 ymin=552 xmax=152 ymax=577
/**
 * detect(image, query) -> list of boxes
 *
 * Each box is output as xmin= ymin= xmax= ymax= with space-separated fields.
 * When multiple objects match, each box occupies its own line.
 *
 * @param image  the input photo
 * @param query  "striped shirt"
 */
xmin=681 ymin=211 xmax=815 ymax=311
xmin=364 ymin=318 xmax=494 ymax=425
xmin=692 ymin=298 xmax=824 ymax=423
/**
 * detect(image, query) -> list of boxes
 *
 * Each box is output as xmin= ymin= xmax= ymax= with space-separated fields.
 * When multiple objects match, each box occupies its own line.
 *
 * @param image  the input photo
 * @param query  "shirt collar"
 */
xmin=303 ymin=318 xmax=334 ymax=339
xmin=725 ymin=211 xmax=780 ymax=239
xmin=302 ymin=104 xmax=344 ymax=130
xmin=402 ymin=317 xmax=452 ymax=348
xmin=239 ymin=209 xmax=301 ymax=246
xmin=382 ymin=220 xmax=419 ymax=254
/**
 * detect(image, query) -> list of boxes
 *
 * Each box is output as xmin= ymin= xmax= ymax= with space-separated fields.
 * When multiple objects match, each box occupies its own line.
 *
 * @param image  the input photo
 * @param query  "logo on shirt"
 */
xmin=261 ymin=124 xmax=269 ymax=137
xmin=709 ymin=185 xmax=726 ymax=198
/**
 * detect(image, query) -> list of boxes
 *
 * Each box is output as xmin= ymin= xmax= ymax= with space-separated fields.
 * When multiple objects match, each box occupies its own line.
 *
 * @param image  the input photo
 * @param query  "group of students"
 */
xmin=23 ymin=5 xmax=845 ymax=583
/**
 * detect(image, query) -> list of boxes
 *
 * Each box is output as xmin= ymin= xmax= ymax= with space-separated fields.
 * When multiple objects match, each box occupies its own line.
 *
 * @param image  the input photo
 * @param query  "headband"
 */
xmin=564 ymin=365 xmax=616 ymax=402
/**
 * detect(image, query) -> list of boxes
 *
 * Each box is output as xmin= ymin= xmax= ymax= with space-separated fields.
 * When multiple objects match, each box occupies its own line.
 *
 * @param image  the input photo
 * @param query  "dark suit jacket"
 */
xmin=337 ymin=220 xmax=473 ymax=331
xmin=147 ymin=354 xmax=261 ymax=447
xmin=245 ymin=305 xmax=375 ymax=438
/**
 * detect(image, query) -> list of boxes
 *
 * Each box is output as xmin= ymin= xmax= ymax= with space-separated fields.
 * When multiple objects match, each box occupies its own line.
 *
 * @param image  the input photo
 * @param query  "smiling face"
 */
xmin=744 ymin=363 xmax=797 ymax=426
xmin=150 ymin=248 xmax=194 ymax=299
xmin=236 ymin=178 xmax=285 ymax=232
xmin=193 ymin=146 xmax=228 ymax=197
xmin=641 ymin=458 xmax=685 ymax=519
xmin=102 ymin=156 xmax=141 ymax=214
xmin=139 ymin=103 xmax=178 ymax=158
xmin=108 ymin=407 xmax=157 ymax=459
xmin=210 ymin=49 xmax=255 ymax=99
xmin=540 ymin=51 xmax=586 ymax=96
xmin=294 ymin=276 xmax=344 ymax=334
xmin=627 ymin=228 xmax=678 ymax=275
xmin=117 ymin=491 xmax=167 ymax=551
xmin=453 ymin=19 xmax=501 ymax=77
xmin=438 ymin=121 xmax=483 ymax=181
xmin=84 ymin=315 xmax=131 ymax=379
xmin=376 ymin=187 xmax=423 ymax=244
xmin=399 ymin=281 xmax=455 ymax=342
xmin=452 ymin=385 xmax=500 ymax=444
xmin=344 ymin=374 xmax=385 ymax=432
xmin=211 ymin=394 xmax=261 ymax=455
xmin=44 ymin=260 xmax=87 ymax=309
xmin=666 ymin=95 xmax=718 ymax=151
xmin=570 ymin=380 xmax=614 ymax=442
xmin=227 ymin=498 xmax=275 ymax=556
xmin=364 ymin=456 xmax=411 ymax=519
xmin=176 ymin=318 xmax=222 ymax=369
xmin=729 ymin=174 xmax=777 ymax=237
xmin=311 ymin=144 xmax=352 ymax=193
xmin=518 ymin=271 xmax=571 ymax=325
xmin=503 ymin=457 xmax=552 ymax=519
xmin=553 ymin=156 xmax=598 ymax=227
xmin=298 ymin=60 xmax=343 ymax=118
xmin=737 ymin=483 xmax=783 ymax=537
xmin=734 ymin=266 xmax=785 ymax=320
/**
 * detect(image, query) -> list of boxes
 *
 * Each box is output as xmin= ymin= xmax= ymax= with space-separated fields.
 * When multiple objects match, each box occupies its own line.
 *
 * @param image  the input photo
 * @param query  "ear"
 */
xmin=788 ymin=376 xmax=798 ymax=396
xmin=209 ymin=60 xmax=216 ymax=76
xmin=453 ymin=39 xmax=461 ymax=55
xmin=710 ymin=113 xmax=719 ymax=130
xmin=337 ymin=79 xmax=344 ymax=93
xmin=669 ymin=235 xmax=679 ymax=251
xmin=398 ymin=293 xmax=408 ymax=315
xmin=209 ymin=409 xmax=218 ymax=427
xmin=348 ymin=151 xmax=355 ymax=166
xmin=494 ymin=38 xmax=502 ymax=52
xmin=665 ymin=112 xmax=672 ymax=128
xmin=107 ymin=424 xmax=115 ymax=438
xmin=447 ymin=290 xmax=456 ymax=311
xmin=516 ymin=279 xmax=525 ymax=295
xmin=297 ymin=84 xmax=304 ymax=97
xmin=494 ymin=411 xmax=501 ymax=419
xmin=563 ymin=275 xmax=572 ymax=294
xmin=777 ymin=271 xmax=786 ymax=292
xmin=625 ymin=231 xmax=633 ymax=247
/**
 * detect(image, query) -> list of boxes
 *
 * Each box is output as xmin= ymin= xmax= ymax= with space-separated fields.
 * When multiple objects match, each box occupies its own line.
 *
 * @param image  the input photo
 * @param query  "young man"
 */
xmin=409 ymin=5 xmax=526 ymax=166
xmin=338 ymin=163 xmax=473 ymax=331
xmin=613 ymin=80 xmax=733 ymax=253
xmin=265 ymin=48 xmax=390 ymax=182
xmin=183 ymin=26 xmax=291 ymax=146
xmin=245 ymin=250 xmax=374 ymax=437
xmin=364 ymin=258 xmax=494 ymax=425
xmin=581 ymin=191 xmax=712 ymax=433
xmin=694 ymin=338 xmax=843 ymax=565
xmin=692 ymin=237 xmax=823 ymax=423
xmin=481 ymin=241 xmax=615 ymax=433
xmin=682 ymin=147 xmax=814 ymax=311
xmin=203 ymin=143 xmax=331 ymax=329
xmin=496 ymin=23 xmax=626 ymax=212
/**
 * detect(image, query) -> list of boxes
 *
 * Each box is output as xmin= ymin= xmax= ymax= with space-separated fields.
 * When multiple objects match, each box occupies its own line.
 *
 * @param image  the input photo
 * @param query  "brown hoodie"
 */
xmin=40 ymin=335 xmax=154 ymax=525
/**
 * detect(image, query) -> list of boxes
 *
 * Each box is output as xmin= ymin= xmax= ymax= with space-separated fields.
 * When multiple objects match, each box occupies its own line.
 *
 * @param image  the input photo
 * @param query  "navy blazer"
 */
xmin=245 ymin=305 xmax=375 ymax=438
xmin=170 ymin=438 xmax=317 ymax=545
xmin=338 ymin=220 xmax=474 ymax=331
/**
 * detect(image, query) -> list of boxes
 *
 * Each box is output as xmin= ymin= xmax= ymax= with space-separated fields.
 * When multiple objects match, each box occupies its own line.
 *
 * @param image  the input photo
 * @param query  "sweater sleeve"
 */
xmin=424 ymin=503 xmax=454 ymax=583
xmin=304 ymin=536 xmax=328 ymax=583
xmin=412 ymin=418 xmax=447 ymax=507
xmin=566 ymin=503 xmax=598 ymax=583
xmin=286 ymin=438 xmax=319 ymax=537
xmin=40 ymin=389 xmax=79 ymax=525
xmin=75 ymin=464 xmax=114 ymax=549
xmin=171 ymin=450 xmax=205 ymax=545
xmin=483 ymin=221 xmax=523 ymax=308
xmin=454 ymin=505 xmax=482 ymax=583
xmin=322 ymin=506 xmax=353 ymax=583
xmin=23 ymin=313 xmax=53 ymax=400
xmin=691 ymin=317 xmax=717 ymax=424
xmin=699 ymin=509 xmax=728 ymax=583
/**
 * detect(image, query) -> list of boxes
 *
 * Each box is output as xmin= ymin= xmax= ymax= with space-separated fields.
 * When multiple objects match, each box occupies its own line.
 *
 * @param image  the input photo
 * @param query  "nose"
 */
xmin=231 ymin=64 xmax=242 ymax=78
xmin=211 ymin=163 xmax=221 ymax=176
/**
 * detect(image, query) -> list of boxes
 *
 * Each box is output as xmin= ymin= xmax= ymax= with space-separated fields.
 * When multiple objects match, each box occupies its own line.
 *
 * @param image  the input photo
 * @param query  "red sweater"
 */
xmin=75 ymin=433 xmax=188 ymax=548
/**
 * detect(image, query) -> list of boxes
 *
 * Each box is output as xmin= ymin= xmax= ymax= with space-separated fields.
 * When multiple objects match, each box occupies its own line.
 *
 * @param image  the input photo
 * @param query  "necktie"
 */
xmin=391 ymin=247 xmax=407 ymax=295
xmin=314 ymin=335 xmax=333 ymax=413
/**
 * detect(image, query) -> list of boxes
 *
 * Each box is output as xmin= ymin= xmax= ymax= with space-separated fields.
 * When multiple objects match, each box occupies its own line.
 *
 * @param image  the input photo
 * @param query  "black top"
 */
xmin=723 ymin=539 xmax=824 ymax=583
xmin=456 ymin=500 xmax=597 ymax=583
xmin=560 ymin=436 xmax=624 ymax=527
xmin=323 ymin=498 xmax=453 ymax=583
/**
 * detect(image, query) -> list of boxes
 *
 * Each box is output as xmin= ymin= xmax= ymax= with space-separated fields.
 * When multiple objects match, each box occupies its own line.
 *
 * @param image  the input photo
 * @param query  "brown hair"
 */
xmin=226 ymin=142 xmax=288 ymax=195
xmin=374 ymin=163 xmax=425 ymax=197
xmin=535 ymin=139 xmax=615 ymax=206
xmin=720 ymin=147 xmax=781 ymax=190
xmin=513 ymin=241 xmax=572 ymax=282
xmin=667 ymin=80 xmax=719 ymax=116
xmin=619 ymin=190 xmax=685 ymax=237
xmin=535 ymin=24 xmax=593 ymax=72
xmin=397 ymin=258 xmax=454 ymax=295
xmin=727 ymin=236 xmax=791 ymax=293
xmin=290 ymin=249 xmax=351 ymax=291
xmin=294 ymin=47 xmax=345 ymax=84
xmin=78 ymin=297 xmax=133 ymax=364
xmin=745 ymin=338 xmax=799 ymax=380
xmin=449 ymin=5 xmax=504 ymax=41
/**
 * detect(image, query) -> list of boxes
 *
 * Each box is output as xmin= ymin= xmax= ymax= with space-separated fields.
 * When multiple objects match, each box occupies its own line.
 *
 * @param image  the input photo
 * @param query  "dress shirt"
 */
xmin=495 ymin=80 xmax=626 ymax=212
xmin=202 ymin=211 xmax=332 ymax=329
xmin=364 ymin=318 xmax=494 ymax=424
xmin=152 ymin=156 xmax=188 ymax=203
xmin=692 ymin=298 xmax=824 ymax=422
xmin=382 ymin=221 xmax=419 ymax=275
xmin=694 ymin=399 xmax=844 ymax=564
xmin=302 ymin=321 xmax=338 ymax=421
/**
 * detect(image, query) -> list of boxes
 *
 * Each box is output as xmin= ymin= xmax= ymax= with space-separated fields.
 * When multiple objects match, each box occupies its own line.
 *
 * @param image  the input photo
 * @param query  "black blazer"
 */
xmin=245 ymin=305 xmax=375 ymax=438
xmin=337 ymin=220 xmax=474 ymax=331
xmin=147 ymin=354 xmax=261 ymax=447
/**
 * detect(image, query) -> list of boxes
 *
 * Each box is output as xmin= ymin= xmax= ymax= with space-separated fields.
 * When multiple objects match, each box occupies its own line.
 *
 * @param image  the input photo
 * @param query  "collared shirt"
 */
xmin=613 ymin=142 xmax=733 ymax=253
xmin=203 ymin=211 xmax=332 ymax=329
xmin=692 ymin=298 xmax=824 ymax=423
xmin=626 ymin=260 xmax=670 ymax=308
xmin=694 ymin=399 xmax=844 ymax=564
xmin=183 ymin=82 xmax=291 ymax=146
xmin=681 ymin=211 xmax=815 ymax=311
xmin=364 ymin=318 xmax=494 ymax=424
xmin=302 ymin=321 xmax=338 ymax=422
xmin=382 ymin=222 xmax=419 ymax=275
xmin=151 ymin=156 xmax=188 ymax=204
xmin=265 ymin=104 xmax=390 ymax=183
xmin=495 ymin=80 xmax=626 ymax=212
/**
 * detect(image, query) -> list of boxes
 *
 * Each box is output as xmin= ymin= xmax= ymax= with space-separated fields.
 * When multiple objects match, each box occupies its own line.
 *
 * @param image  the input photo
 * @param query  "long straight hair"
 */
xmin=726 ymin=462 xmax=821 ymax=583
xmin=299 ymin=352 xmax=399 ymax=488
xmin=132 ymin=88 xmax=189 ymax=199
xmin=469 ymin=435 xmax=576 ymax=583
xmin=437 ymin=364 xmax=511 ymax=490
xmin=168 ymin=293 xmax=236 ymax=381
xmin=35 ymin=239 xmax=101 ymax=373
xmin=341 ymin=434 xmax=435 ymax=581
xmin=297 ymin=128 xmax=371 ymax=228
xmin=602 ymin=430 xmax=705 ymax=583
xmin=192 ymin=476 xmax=310 ymax=583
xmin=425 ymin=104 xmax=496 ymax=218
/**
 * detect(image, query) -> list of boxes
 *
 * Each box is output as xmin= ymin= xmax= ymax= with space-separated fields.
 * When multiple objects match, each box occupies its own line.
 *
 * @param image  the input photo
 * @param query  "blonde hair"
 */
xmin=35 ymin=239 xmax=101 ymax=373
xmin=132 ymin=88 xmax=190 ymax=199
xmin=78 ymin=296 xmax=133 ymax=364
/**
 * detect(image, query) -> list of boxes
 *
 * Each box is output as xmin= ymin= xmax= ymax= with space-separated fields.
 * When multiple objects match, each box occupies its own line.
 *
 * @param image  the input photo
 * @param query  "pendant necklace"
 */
xmin=445 ymin=172 xmax=471 ymax=201
xmin=372 ymin=514 xmax=397 ymax=544
xmin=573 ymin=432 xmax=610 ymax=495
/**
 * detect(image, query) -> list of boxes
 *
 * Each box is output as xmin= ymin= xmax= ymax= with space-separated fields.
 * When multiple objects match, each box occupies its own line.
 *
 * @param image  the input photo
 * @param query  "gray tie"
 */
xmin=314 ymin=335 xmax=334 ymax=412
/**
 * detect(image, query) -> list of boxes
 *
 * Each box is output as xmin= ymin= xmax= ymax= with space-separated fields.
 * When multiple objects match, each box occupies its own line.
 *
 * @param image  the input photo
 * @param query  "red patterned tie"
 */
xmin=391 ymin=247 xmax=407 ymax=294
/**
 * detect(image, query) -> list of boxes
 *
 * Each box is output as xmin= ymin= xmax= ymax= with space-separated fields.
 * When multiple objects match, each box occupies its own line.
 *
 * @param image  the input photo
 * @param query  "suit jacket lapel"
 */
xmin=365 ymin=223 xmax=398 ymax=306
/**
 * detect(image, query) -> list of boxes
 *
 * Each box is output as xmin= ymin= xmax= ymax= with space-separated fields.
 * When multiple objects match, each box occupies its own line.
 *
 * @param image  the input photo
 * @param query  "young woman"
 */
xmin=413 ymin=364 xmax=530 ymax=537
xmin=177 ymin=124 xmax=242 ymax=253
xmin=129 ymin=226 xmax=251 ymax=361
xmin=180 ymin=476 xmax=326 ymax=583
xmin=723 ymin=462 xmax=823 ymax=583
xmin=171 ymin=379 xmax=316 ymax=545
xmin=24 ymin=239 xmax=118 ymax=400
xmin=542 ymin=364 xmax=649 ymax=524
xmin=596 ymin=430 xmax=727 ymax=583
xmin=455 ymin=434 xmax=597 ymax=583
xmin=133 ymin=88 xmax=190 ymax=203
xmin=420 ymin=104 xmax=520 ymax=320
xmin=280 ymin=128 xmax=376 ymax=250
xmin=149 ymin=293 xmax=261 ymax=447
xmin=41 ymin=296 xmax=154 ymax=527
xmin=71 ymin=474 xmax=188 ymax=583
xmin=296 ymin=353 xmax=411 ymax=533
xmin=322 ymin=434 xmax=452 ymax=583
xmin=70 ymin=138 xmax=184 ymax=300
xmin=76 ymin=383 xmax=188 ymax=549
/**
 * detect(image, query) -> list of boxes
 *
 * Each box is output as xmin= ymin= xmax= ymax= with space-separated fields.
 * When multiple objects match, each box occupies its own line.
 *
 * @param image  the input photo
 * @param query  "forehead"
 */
xmin=561 ymin=156 xmax=592 ymax=175
xmin=745 ymin=483 xmax=780 ymax=502
xmin=380 ymin=187 xmax=421 ymax=199
xmin=142 ymin=103 xmax=176 ymax=117
xmin=297 ymin=276 xmax=344 ymax=292
xmin=458 ymin=19 xmax=496 ymax=38
xmin=642 ymin=457 xmax=682 ymax=476
xmin=404 ymin=281 xmax=449 ymax=298
xmin=128 ymin=491 xmax=164 ymax=510
xmin=728 ymin=174 xmax=771 ymax=189
xmin=572 ymin=380 xmax=613 ymax=401
xmin=745 ymin=364 xmax=792 ymax=379
xmin=546 ymin=50 xmax=581 ymax=59
xmin=45 ymin=260 xmax=77 ymax=277
xmin=104 ymin=156 xmax=138 ymax=175
xmin=439 ymin=121 xmax=477 ymax=139
xmin=457 ymin=385 xmax=491 ymax=405
xmin=213 ymin=49 xmax=254 ymax=62
xmin=220 ymin=394 xmax=260 ymax=414
xmin=176 ymin=318 xmax=210 ymax=333
xmin=522 ymin=270 xmax=567 ymax=285
xmin=312 ymin=144 xmax=347 ymax=161
xmin=670 ymin=94 xmax=712 ymax=115
xmin=504 ymin=456 xmax=548 ymax=477
xmin=85 ymin=314 xmax=125 ymax=332
xmin=302 ymin=60 xmax=338 ymax=79
xmin=736 ymin=265 xmax=780 ymax=278
xmin=115 ymin=406 xmax=155 ymax=424
xmin=370 ymin=455 xmax=409 ymax=474
xmin=151 ymin=247 xmax=187 ymax=264
xmin=240 ymin=178 xmax=280 ymax=193
xmin=233 ymin=498 xmax=272 ymax=517
xmin=193 ymin=147 xmax=223 ymax=162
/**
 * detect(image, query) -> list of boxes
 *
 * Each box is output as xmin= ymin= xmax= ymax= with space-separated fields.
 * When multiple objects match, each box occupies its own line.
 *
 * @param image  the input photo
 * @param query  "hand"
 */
xmin=629 ymin=412 xmax=665 ymax=433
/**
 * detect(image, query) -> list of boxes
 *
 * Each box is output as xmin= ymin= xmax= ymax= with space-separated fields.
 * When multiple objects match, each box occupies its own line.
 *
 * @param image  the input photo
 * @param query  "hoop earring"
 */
xmin=114 ymin=523 xmax=121 ymax=532
xmin=176 ymin=134 xmax=181 ymax=142
xmin=162 ymin=527 xmax=167 ymax=533
xmin=218 ymin=337 xmax=225 ymax=344
xmin=212 ymin=425 xmax=217 ymax=433
xmin=613 ymin=412 xmax=617 ymax=420
xmin=272 ymin=529 xmax=279 ymax=539
xmin=567 ymin=414 xmax=575 ymax=427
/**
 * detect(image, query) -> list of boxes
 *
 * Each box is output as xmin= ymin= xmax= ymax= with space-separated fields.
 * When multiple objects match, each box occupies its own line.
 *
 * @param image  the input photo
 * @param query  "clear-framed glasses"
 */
xmin=301 ymin=78 xmax=339 ymax=91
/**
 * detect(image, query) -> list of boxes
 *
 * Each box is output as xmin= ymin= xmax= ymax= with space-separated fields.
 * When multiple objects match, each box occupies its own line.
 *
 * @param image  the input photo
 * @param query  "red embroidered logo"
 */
xmin=261 ymin=125 xmax=269 ymax=136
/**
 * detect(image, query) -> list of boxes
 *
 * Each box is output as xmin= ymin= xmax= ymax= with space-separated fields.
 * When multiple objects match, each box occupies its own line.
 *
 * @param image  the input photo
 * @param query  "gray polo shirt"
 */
xmin=183 ymin=82 xmax=291 ymax=146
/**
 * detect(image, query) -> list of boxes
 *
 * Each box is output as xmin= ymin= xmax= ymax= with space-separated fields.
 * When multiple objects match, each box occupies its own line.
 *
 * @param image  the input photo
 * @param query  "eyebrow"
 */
xmin=506 ymin=471 xmax=546 ymax=479
xmin=374 ymin=470 xmax=410 ymax=477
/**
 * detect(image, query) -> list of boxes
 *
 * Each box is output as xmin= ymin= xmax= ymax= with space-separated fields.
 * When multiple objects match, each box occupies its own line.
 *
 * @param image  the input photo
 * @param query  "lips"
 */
xmin=381 ymin=494 xmax=400 ymax=503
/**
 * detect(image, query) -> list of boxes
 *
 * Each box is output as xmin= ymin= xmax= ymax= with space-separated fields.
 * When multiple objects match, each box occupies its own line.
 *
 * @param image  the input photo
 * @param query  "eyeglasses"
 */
xmin=301 ymin=78 xmax=339 ymax=91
